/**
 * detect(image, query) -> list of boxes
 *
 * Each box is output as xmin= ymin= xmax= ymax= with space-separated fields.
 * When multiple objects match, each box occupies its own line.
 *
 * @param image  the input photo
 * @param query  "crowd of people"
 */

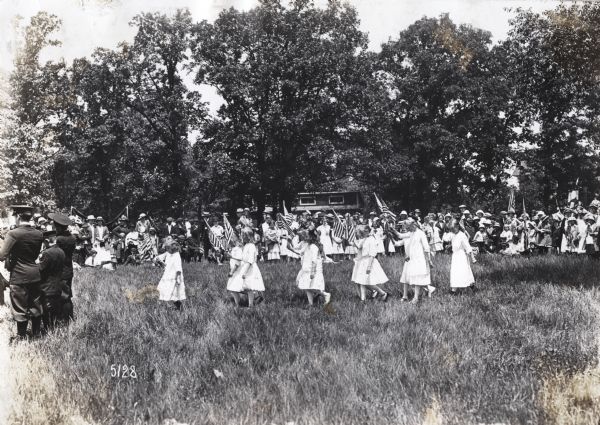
xmin=1 ymin=197 xmax=599 ymax=339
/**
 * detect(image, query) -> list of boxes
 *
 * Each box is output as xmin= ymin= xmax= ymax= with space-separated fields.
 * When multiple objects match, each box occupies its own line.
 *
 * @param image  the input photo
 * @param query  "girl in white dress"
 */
xmin=449 ymin=220 xmax=477 ymax=293
xmin=351 ymin=225 xmax=389 ymax=302
xmin=154 ymin=242 xmax=186 ymax=310
xmin=397 ymin=219 xmax=434 ymax=304
xmin=265 ymin=221 xmax=281 ymax=261
xmin=226 ymin=228 xmax=265 ymax=307
xmin=292 ymin=230 xmax=331 ymax=305
xmin=317 ymin=218 xmax=334 ymax=256
xmin=286 ymin=230 xmax=302 ymax=261
xmin=374 ymin=221 xmax=386 ymax=255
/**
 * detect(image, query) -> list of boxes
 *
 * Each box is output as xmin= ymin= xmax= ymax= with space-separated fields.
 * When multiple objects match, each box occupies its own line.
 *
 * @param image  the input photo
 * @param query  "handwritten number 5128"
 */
xmin=110 ymin=364 xmax=137 ymax=379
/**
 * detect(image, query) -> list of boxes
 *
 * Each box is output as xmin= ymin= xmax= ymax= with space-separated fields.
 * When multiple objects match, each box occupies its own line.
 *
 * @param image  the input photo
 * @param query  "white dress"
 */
xmin=317 ymin=224 xmax=334 ymax=255
xmin=265 ymin=229 xmax=280 ymax=260
xmin=450 ymin=231 xmax=475 ymax=288
xmin=226 ymin=243 xmax=265 ymax=292
xmin=287 ymin=235 xmax=302 ymax=260
xmin=279 ymin=229 xmax=290 ymax=257
xmin=375 ymin=227 xmax=386 ymax=254
xmin=352 ymin=236 xmax=388 ymax=286
xmin=227 ymin=245 xmax=243 ymax=285
xmin=400 ymin=229 xmax=431 ymax=286
xmin=296 ymin=244 xmax=325 ymax=291
xmin=157 ymin=252 xmax=186 ymax=301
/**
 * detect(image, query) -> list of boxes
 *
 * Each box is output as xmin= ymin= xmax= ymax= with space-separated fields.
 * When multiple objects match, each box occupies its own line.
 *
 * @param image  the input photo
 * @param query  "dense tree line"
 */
xmin=1 ymin=0 xmax=599 ymax=217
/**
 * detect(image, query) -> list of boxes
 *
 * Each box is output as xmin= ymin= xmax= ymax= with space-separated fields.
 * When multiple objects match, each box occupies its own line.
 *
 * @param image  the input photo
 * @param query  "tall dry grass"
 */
xmin=7 ymin=254 xmax=600 ymax=425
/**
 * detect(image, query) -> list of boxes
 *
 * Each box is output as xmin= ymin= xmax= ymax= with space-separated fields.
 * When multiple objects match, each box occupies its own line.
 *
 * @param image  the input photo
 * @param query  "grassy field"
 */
xmin=7 ymin=254 xmax=600 ymax=425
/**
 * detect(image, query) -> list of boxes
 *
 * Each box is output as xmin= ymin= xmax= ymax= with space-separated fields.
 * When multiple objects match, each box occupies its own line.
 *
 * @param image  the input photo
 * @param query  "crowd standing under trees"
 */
xmin=1 ymin=1 xmax=600 ymax=218
xmin=2 ymin=192 xmax=599 ymax=336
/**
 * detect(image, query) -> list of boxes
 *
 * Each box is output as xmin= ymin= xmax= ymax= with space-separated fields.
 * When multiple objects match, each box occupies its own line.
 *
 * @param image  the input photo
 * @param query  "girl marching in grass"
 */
xmin=449 ymin=219 xmax=478 ymax=294
xmin=397 ymin=219 xmax=435 ymax=304
xmin=154 ymin=242 xmax=186 ymax=310
xmin=351 ymin=225 xmax=389 ymax=302
xmin=291 ymin=230 xmax=331 ymax=306
xmin=226 ymin=227 xmax=265 ymax=307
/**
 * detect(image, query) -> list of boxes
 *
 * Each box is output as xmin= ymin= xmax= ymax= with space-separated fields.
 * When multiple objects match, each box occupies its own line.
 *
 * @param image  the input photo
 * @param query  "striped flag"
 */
xmin=204 ymin=218 xmax=223 ymax=250
xmin=223 ymin=213 xmax=237 ymax=247
xmin=331 ymin=209 xmax=346 ymax=239
xmin=346 ymin=216 xmax=356 ymax=243
xmin=374 ymin=193 xmax=397 ymax=220
xmin=277 ymin=213 xmax=295 ymax=236
xmin=282 ymin=201 xmax=294 ymax=225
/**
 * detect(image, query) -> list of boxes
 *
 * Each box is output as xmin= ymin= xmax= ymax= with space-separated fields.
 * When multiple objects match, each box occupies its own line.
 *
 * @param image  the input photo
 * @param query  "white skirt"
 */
xmin=226 ymin=264 xmax=265 ymax=292
xmin=400 ymin=259 xmax=431 ymax=286
xmin=352 ymin=258 xmax=388 ymax=286
xmin=450 ymin=250 xmax=474 ymax=288
xmin=296 ymin=270 xmax=325 ymax=291
xmin=158 ymin=277 xmax=186 ymax=301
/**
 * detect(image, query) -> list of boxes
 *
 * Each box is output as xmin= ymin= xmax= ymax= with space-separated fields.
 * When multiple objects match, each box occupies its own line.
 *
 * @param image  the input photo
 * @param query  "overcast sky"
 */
xmin=0 ymin=0 xmax=560 ymax=113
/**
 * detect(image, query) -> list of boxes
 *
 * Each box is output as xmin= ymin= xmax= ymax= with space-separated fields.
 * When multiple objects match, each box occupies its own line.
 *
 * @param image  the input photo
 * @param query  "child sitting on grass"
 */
xmin=154 ymin=242 xmax=186 ymax=310
xmin=226 ymin=228 xmax=265 ymax=307
xmin=290 ymin=230 xmax=331 ymax=306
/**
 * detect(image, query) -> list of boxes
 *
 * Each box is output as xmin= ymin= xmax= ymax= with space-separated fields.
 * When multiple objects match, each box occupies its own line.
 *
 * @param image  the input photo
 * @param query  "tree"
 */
xmin=52 ymin=10 xmax=206 ymax=216
xmin=374 ymin=14 xmax=514 ymax=211
xmin=190 ymin=0 xmax=373 ymax=213
xmin=501 ymin=3 xmax=600 ymax=207
xmin=3 ymin=12 xmax=63 ymax=209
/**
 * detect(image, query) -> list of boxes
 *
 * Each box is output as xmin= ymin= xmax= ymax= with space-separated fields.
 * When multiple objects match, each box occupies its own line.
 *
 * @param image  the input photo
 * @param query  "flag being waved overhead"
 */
xmin=373 ymin=193 xmax=396 ymax=220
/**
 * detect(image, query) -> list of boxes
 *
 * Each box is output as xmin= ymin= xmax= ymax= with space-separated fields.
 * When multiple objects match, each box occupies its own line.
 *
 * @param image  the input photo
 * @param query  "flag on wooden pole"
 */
xmin=282 ymin=201 xmax=294 ymax=224
xmin=373 ymin=193 xmax=397 ymax=220
xmin=277 ymin=213 xmax=295 ymax=236
xmin=331 ymin=209 xmax=346 ymax=239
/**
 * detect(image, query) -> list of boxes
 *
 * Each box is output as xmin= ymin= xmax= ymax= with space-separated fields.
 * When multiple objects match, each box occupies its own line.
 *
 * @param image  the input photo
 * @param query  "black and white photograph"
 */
xmin=0 ymin=0 xmax=599 ymax=424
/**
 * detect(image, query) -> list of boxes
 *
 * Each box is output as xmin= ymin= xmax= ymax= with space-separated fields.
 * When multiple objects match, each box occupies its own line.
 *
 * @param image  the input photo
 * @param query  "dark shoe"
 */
xmin=470 ymin=285 xmax=479 ymax=293
xmin=255 ymin=295 xmax=264 ymax=305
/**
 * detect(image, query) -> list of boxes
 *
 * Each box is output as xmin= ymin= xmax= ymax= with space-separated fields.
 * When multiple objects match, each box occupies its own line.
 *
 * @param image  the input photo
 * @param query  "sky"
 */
xmin=0 ymin=0 xmax=561 ymax=113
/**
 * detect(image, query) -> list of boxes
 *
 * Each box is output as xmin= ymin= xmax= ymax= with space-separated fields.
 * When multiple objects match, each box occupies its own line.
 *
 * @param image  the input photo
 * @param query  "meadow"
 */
xmin=7 ymin=254 xmax=600 ymax=425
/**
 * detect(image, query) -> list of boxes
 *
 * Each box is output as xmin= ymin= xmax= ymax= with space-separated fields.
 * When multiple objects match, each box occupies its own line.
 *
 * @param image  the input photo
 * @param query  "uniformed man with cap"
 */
xmin=0 ymin=205 xmax=44 ymax=339
xmin=38 ymin=229 xmax=66 ymax=331
xmin=49 ymin=212 xmax=76 ymax=321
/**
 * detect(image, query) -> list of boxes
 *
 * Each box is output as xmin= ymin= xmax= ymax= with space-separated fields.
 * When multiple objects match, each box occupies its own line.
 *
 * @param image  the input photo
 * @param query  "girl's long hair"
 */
xmin=308 ymin=229 xmax=325 ymax=257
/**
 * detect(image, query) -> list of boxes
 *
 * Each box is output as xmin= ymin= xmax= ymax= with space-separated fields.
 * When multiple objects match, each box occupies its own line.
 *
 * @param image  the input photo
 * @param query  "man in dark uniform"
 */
xmin=0 ymin=205 xmax=44 ymax=339
xmin=49 ymin=212 xmax=76 ymax=321
xmin=39 ymin=230 xmax=65 ymax=331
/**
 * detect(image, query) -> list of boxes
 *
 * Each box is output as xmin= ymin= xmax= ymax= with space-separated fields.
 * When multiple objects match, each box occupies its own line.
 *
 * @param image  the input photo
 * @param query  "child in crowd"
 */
xmin=293 ymin=230 xmax=331 ymax=305
xmin=226 ymin=228 xmax=265 ymax=307
xmin=351 ymin=225 xmax=389 ymax=302
xmin=154 ymin=242 xmax=186 ymax=310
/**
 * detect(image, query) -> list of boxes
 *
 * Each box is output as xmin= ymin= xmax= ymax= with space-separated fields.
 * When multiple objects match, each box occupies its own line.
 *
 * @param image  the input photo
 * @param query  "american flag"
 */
xmin=282 ymin=201 xmax=294 ymax=225
xmin=204 ymin=218 xmax=223 ymax=250
xmin=374 ymin=193 xmax=397 ymax=220
xmin=346 ymin=216 xmax=356 ymax=243
xmin=277 ymin=213 xmax=295 ymax=236
xmin=223 ymin=213 xmax=237 ymax=248
xmin=331 ymin=209 xmax=346 ymax=239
